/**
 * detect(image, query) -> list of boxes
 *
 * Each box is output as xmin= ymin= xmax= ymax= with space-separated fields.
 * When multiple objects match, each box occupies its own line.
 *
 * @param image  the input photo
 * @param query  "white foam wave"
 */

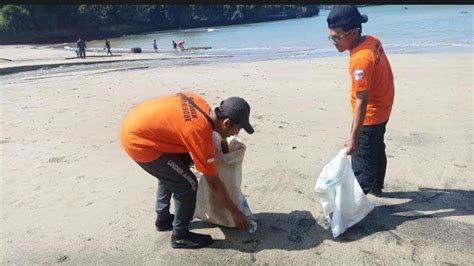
xmin=385 ymin=42 xmax=472 ymax=48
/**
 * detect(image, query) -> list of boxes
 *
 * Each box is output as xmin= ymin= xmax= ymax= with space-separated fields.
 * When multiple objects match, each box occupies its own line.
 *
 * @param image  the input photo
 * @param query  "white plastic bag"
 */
xmin=314 ymin=148 xmax=374 ymax=238
xmin=194 ymin=132 xmax=256 ymax=231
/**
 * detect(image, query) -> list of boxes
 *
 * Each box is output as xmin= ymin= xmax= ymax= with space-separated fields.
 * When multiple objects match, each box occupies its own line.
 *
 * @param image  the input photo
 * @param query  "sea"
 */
xmin=80 ymin=5 xmax=473 ymax=60
xmin=2 ymin=5 xmax=473 ymax=82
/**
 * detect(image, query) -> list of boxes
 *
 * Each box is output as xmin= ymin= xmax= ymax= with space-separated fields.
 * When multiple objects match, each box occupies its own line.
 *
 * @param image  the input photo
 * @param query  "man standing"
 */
xmin=153 ymin=40 xmax=158 ymax=52
xmin=121 ymin=91 xmax=253 ymax=248
xmin=172 ymin=40 xmax=177 ymax=51
xmin=327 ymin=5 xmax=395 ymax=196
xmin=105 ymin=39 xmax=113 ymax=56
xmin=76 ymin=38 xmax=87 ymax=59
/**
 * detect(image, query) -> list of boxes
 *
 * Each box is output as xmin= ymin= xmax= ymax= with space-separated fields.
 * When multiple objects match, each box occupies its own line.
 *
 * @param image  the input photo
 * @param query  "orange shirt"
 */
xmin=120 ymin=92 xmax=218 ymax=176
xmin=349 ymin=35 xmax=395 ymax=126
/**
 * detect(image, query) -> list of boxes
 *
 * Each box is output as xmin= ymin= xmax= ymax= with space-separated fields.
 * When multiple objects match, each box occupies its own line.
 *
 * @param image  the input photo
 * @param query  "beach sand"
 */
xmin=1 ymin=51 xmax=473 ymax=264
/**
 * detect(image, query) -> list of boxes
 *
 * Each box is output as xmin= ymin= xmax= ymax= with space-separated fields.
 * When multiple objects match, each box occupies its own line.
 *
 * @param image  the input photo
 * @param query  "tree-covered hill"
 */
xmin=0 ymin=5 xmax=320 ymax=44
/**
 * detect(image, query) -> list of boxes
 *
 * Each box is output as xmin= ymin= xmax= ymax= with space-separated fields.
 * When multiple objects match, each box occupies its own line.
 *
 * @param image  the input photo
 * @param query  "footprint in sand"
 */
xmin=56 ymin=255 xmax=69 ymax=263
xmin=0 ymin=138 xmax=13 ymax=144
xmin=48 ymin=156 xmax=68 ymax=163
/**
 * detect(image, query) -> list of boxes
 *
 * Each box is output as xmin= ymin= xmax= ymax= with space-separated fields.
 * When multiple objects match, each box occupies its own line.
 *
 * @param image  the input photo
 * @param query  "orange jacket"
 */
xmin=120 ymin=92 xmax=218 ymax=176
xmin=349 ymin=35 xmax=395 ymax=125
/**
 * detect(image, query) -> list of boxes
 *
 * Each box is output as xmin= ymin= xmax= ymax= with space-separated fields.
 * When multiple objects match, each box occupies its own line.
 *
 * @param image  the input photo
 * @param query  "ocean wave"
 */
xmin=211 ymin=47 xmax=272 ymax=51
xmin=385 ymin=42 xmax=472 ymax=48
xmin=210 ymin=46 xmax=333 ymax=53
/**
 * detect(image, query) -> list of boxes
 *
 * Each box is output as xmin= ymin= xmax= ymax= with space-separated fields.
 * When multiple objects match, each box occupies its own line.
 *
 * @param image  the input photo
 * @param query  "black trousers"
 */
xmin=79 ymin=48 xmax=86 ymax=58
xmin=352 ymin=120 xmax=388 ymax=194
xmin=138 ymin=153 xmax=196 ymax=237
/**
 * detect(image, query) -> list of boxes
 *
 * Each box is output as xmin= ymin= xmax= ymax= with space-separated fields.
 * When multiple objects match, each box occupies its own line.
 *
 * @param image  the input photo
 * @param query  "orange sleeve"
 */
xmin=350 ymin=58 xmax=374 ymax=92
xmin=182 ymin=125 xmax=218 ymax=176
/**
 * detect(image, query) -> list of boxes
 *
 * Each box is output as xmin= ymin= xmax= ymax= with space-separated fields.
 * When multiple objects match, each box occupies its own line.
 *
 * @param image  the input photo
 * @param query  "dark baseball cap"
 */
xmin=327 ymin=5 xmax=368 ymax=30
xmin=215 ymin=97 xmax=254 ymax=134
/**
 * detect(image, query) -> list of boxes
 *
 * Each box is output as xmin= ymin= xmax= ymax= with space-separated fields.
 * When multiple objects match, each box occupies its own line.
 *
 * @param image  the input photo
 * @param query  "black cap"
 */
xmin=327 ymin=5 xmax=368 ymax=30
xmin=216 ymin=97 xmax=254 ymax=134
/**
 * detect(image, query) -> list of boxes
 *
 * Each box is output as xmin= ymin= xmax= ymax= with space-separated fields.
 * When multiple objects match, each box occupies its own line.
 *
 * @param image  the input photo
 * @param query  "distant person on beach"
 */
xmin=177 ymin=40 xmax=185 ymax=51
xmin=76 ymin=38 xmax=87 ymax=59
xmin=105 ymin=39 xmax=112 ymax=56
xmin=120 ymin=92 xmax=254 ymax=249
xmin=326 ymin=5 xmax=395 ymax=196
xmin=172 ymin=40 xmax=177 ymax=51
xmin=153 ymin=40 xmax=158 ymax=53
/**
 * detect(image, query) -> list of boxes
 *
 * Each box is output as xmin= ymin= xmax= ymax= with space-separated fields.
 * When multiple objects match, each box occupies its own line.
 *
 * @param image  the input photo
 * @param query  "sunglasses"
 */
xmin=327 ymin=28 xmax=360 ymax=43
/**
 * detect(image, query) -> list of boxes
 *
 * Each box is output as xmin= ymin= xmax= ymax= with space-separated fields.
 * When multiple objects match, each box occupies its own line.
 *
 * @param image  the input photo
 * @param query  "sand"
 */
xmin=0 ymin=45 xmax=231 ymax=76
xmin=1 ymin=49 xmax=473 ymax=264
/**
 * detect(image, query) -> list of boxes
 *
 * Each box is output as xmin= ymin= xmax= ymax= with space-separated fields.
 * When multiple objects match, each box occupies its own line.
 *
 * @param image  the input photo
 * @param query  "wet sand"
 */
xmin=0 ymin=45 xmax=231 ymax=75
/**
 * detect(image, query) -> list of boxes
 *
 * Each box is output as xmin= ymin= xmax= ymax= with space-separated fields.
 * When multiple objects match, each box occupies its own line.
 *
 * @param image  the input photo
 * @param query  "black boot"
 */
xmin=368 ymin=187 xmax=383 ymax=197
xmin=155 ymin=214 xmax=174 ymax=231
xmin=171 ymin=232 xmax=213 ymax=249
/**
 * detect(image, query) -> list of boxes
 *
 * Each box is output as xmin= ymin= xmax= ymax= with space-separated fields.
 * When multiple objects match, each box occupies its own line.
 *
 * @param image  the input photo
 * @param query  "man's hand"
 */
xmin=204 ymin=174 xmax=249 ymax=230
xmin=231 ymin=210 xmax=249 ymax=229
xmin=345 ymin=136 xmax=358 ymax=155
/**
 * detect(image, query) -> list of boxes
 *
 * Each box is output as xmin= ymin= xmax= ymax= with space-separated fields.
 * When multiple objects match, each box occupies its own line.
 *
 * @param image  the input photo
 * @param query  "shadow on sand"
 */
xmin=191 ymin=210 xmax=332 ymax=252
xmin=192 ymin=188 xmax=474 ymax=251
xmin=337 ymin=188 xmax=474 ymax=242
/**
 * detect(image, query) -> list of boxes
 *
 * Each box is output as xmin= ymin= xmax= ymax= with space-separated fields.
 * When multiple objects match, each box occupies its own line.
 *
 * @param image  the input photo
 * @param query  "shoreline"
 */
xmin=0 ymin=54 xmax=233 ymax=76
xmin=1 ymin=44 xmax=472 ymax=77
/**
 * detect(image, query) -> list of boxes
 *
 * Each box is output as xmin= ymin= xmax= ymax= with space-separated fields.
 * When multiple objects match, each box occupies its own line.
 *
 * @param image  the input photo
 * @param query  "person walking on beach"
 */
xmin=153 ymin=40 xmax=158 ymax=53
xmin=105 ymin=39 xmax=113 ymax=56
xmin=177 ymin=40 xmax=185 ymax=51
xmin=121 ymin=91 xmax=254 ymax=249
xmin=76 ymin=38 xmax=87 ymax=59
xmin=172 ymin=40 xmax=178 ymax=51
xmin=326 ymin=5 xmax=395 ymax=196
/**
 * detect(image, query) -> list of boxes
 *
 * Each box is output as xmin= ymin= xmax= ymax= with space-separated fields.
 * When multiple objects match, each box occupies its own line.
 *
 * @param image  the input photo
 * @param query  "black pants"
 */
xmin=79 ymin=48 xmax=86 ymax=58
xmin=352 ymin=120 xmax=388 ymax=194
xmin=138 ymin=153 xmax=196 ymax=237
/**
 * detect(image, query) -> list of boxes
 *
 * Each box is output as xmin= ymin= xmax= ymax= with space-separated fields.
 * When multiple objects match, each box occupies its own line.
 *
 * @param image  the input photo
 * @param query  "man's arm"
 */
xmin=204 ymin=175 xmax=249 ymax=229
xmin=346 ymin=90 xmax=368 ymax=154
xmin=184 ymin=125 xmax=249 ymax=229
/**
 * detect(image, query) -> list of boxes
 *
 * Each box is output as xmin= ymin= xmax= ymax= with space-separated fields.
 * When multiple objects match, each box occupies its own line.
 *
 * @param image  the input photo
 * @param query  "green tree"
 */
xmin=0 ymin=5 xmax=34 ymax=33
xmin=78 ymin=5 xmax=106 ymax=27
xmin=166 ymin=5 xmax=192 ymax=28
xmin=1 ymin=4 xmax=320 ymax=44
xmin=28 ymin=5 xmax=58 ymax=31
xmin=147 ymin=5 xmax=169 ymax=28
xmin=110 ymin=5 xmax=150 ymax=24
xmin=52 ymin=5 xmax=80 ymax=27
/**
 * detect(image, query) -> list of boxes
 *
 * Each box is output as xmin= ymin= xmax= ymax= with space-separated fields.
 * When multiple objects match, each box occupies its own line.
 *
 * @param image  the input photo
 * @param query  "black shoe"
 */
xmin=171 ymin=232 xmax=214 ymax=249
xmin=155 ymin=214 xmax=174 ymax=231
xmin=369 ymin=187 xmax=383 ymax=197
